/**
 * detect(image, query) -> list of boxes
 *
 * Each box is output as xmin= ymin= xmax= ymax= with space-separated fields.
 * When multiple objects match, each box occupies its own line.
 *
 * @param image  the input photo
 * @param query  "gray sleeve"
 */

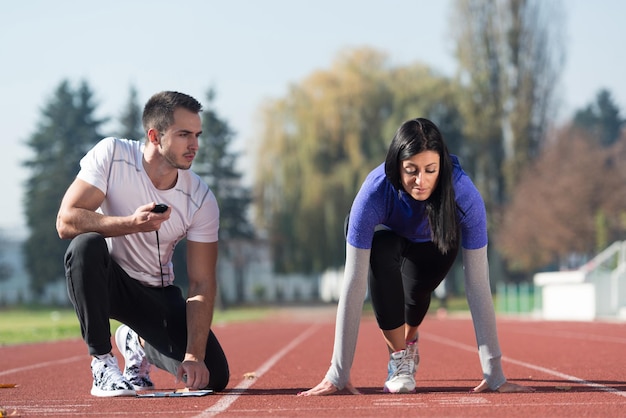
xmin=324 ymin=244 xmax=370 ymax=389
xmin=463 ymin=245 xmax=507 ymax=390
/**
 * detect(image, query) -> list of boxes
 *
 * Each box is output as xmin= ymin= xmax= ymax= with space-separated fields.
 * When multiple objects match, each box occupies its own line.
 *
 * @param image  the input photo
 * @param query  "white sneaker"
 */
xmin=114 ymin=325 xmax=154 ymax=390
xmin=383 ymin=349 xmax=416 ymax=393
xmin=90 ymin=353 xmax=136 ymax=397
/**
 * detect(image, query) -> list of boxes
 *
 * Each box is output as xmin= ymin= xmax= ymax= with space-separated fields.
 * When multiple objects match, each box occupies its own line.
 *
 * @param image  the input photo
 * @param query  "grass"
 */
xmin=0 ymin=308 xmax=81 ymax=345
xmin=0 ymin=298 xmax=475 ymax=346
xmin=0 ymin=305 xmax=275 ymax=346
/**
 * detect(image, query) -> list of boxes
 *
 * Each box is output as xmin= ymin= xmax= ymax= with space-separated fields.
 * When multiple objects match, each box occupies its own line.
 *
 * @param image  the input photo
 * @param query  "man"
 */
xmin=57 ymin=91 xmax=229 ymax=397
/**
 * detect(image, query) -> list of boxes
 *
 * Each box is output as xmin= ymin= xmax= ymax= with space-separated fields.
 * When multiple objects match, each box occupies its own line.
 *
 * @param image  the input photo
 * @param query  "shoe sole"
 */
xmin=383 ymin=380 xmax=416 ymax=393
xmin=131 ymin=382 xmax=155 ymax=391
xmin=383 ymin=386 xmax=416 ymax=394
xmin=91 ymin=385 xmax=136 ymax=397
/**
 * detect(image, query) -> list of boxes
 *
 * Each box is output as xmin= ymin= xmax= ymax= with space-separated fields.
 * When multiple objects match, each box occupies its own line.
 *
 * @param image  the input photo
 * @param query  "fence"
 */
xmin=495 ymin=282 xmax=536 ymax=315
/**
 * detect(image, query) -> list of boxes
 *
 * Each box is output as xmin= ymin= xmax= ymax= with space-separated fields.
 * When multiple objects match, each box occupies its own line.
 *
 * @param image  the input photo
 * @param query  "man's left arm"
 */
xmin=177 ymin=239 xmax=218 ymax=390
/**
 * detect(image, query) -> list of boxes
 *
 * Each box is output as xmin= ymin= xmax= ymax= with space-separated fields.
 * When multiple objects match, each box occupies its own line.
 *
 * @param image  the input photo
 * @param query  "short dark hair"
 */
xmin=142 ymin=91 xmax=203 ymax=134
xmin=384 ymin=118 xmax=458 ymax=253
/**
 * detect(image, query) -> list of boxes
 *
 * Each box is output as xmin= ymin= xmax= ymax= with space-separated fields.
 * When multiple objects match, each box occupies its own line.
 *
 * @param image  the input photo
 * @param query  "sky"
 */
xmin=1 ymin=0 xmax=624 ymax=238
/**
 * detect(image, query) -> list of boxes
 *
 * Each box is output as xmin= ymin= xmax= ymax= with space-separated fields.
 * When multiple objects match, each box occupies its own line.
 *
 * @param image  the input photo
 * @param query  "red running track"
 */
xmin=1 ymin=306 xmax=625 ymax=417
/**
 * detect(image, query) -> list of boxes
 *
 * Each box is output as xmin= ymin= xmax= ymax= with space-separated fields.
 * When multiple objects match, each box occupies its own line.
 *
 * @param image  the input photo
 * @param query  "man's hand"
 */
xmin=176 ymin=357 xmax=209 ymax=390
xmin=297 ymin=378 xmax=360 ymax=396
xmin=133 ymin=203 xmax=171 ymax=233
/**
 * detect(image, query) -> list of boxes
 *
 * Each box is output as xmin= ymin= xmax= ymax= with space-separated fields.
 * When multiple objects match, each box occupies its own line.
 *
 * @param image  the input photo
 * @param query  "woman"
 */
xmin=299 ymin=118 xmax=532 ymax=395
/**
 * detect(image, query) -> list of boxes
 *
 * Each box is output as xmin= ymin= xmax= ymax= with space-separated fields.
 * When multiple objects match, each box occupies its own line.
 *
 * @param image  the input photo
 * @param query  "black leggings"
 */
xmin=64 ymin=232 xmax=229 ymax=391
xmin=369 ymin=230 xmax=459 ymax=330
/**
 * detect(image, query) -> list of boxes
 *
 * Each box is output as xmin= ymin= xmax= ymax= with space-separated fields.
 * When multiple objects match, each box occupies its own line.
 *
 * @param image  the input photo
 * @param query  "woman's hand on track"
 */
xmin=297 ymin=378 xmax=360 ymax=396
xmin=472 ymin=380 xmax=535 ymax=393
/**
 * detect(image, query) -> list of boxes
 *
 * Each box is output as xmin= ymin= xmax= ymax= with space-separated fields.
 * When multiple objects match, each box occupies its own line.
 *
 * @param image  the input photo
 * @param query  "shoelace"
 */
xmin=406 ymin=340 xmax=419 ymax=365
xmin=97 ymin=356 xmax=127 ymax=386
xmin=389 ymin=352 xmax=414 ymax=379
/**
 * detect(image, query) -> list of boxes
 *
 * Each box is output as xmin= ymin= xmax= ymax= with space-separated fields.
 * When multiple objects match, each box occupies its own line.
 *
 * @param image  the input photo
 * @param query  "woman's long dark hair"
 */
xmin=384 ymin=118 xmax=458 ymax=253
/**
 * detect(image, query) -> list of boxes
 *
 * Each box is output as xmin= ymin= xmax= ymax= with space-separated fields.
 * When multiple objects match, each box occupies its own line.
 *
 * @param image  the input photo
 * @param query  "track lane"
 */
xmin=1 ymin=308 xmax=625 ymax=417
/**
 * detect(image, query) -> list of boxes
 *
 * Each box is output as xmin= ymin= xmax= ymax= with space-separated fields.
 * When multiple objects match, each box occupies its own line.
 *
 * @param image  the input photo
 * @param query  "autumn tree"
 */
xmin=597 ymin=130 xmax=626 ymax=247
xmin=254 ymin=47 xmax=462 ymax=274
xmin=497 ymin=126 xmax=626 ymax=272
xmin=450 ymin=0 xmax=565 ymax=213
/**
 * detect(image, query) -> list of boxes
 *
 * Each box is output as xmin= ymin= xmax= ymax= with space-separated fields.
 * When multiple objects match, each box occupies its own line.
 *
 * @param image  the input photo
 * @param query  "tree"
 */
xmin=573 ymin=89 xmax=625 ymax=147
xmin=254 ymin=47 xmax=463 ymax=274
xmin=195 ymin=89 xmax=254 ymax=241
xmin=119 ymin=84 xmax=144 ymax=141
xmin=0 ymin=232 xmax=13 ymax=283
xmin=188 ymin=88 xmax=254 ymax=304
xmin=597 ymin=130 xmax=626 ymax=246
xmin=22 ymin=80 xmax=105 ymax=296
xmin=497 ymin=126 xmax=626 ymax=273
xmin=450 ymin=0 xmax=565 ymax=212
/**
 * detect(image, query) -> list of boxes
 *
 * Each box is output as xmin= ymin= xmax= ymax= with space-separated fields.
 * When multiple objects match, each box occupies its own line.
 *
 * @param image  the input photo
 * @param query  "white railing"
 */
xmin=582 ymin=241 xmax=626 ymax=318
xmin=579 ymin=240 xmax=626 ymax=274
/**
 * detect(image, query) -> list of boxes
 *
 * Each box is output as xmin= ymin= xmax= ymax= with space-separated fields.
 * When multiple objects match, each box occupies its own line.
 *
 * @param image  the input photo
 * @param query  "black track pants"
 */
xmin=368 ymin=230 xmax=459 ymax=330
xmin=64 ymin=232 xmax=229 ymax=391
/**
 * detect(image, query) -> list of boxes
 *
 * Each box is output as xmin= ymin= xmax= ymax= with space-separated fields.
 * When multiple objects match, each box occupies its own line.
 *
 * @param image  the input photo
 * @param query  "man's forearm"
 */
xmin=184 ymin=281 xmax=215 ymax=361
xmin=57 ymin=207 xmax=135 ymax=239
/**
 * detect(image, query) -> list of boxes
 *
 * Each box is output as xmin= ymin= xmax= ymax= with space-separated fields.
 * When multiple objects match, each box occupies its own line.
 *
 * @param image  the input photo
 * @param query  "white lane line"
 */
xmin=196 ymin=323 xmax=320 ymax=417
xmin=0 ymin=355 xmax=84 ymax=377
xmin=512 ymin=329 xmax=626 ymax=344
xmin=424 ymin=333 xmax=626 ymax=398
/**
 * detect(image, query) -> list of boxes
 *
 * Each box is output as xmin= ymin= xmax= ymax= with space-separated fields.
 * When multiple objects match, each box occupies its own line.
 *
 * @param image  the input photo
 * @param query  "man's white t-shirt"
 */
xmin=76 ymin=137 xmax=219 ymax=287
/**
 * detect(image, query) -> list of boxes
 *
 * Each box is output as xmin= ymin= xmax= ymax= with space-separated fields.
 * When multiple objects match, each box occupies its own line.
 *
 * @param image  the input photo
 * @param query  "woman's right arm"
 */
xmin=324 ymin=244 xmax=371 ymax=389
xmin=298 ymin=244 xmax=370 ymax=396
